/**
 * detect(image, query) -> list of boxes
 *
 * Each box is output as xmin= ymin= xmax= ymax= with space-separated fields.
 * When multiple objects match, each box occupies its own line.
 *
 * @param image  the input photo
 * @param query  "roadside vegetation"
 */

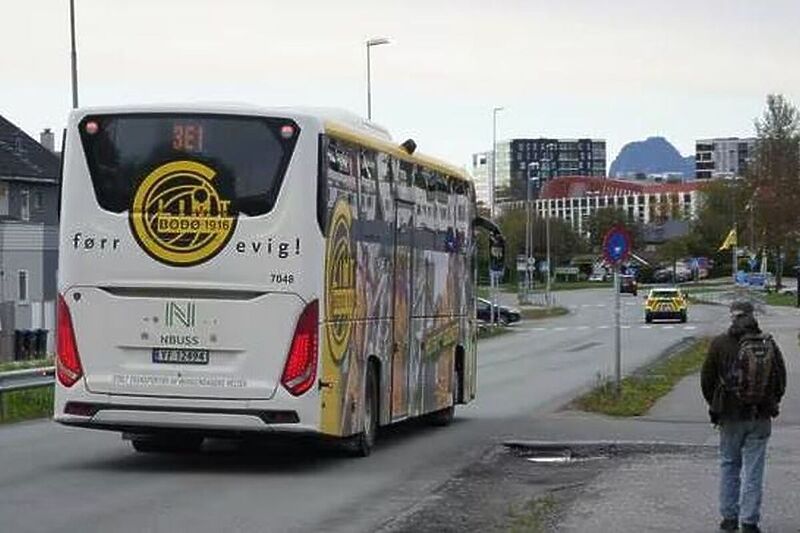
xmin=573 ymin=338 xmax=710 ymax=417
xmin=0 ymin=357 xmax=54 ymax=372
xmin=765 ymin=292 xmax=796 ymax=307
xmin=477 ymin=325 xmax=514 ymax=340
xmin=520 ymin=306 xmax=569 ymax=320
xmin=0 ymin=358 xmax=55 ymax=424
xmin=507 ymin=495 xmax=558 ymax=533
xmin=0 ymin=387 xmax=53 ymax=424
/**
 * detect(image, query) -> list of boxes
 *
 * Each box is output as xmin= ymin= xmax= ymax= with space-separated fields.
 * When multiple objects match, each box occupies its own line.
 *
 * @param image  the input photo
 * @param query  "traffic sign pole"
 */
xmin=602 ymin=225 xmax=631 ymax=399
xmin=614 ymin=264 xmax=621 ymax=397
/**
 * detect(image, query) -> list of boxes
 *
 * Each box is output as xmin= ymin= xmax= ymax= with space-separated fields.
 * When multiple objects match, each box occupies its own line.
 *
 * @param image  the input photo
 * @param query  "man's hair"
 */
xmin=730 ymin=300 xmax=755 ymax=318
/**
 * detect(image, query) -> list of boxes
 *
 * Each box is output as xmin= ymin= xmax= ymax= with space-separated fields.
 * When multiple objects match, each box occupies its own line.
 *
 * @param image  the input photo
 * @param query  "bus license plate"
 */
xmin=152 ymin=348 xmax=209 ymax=365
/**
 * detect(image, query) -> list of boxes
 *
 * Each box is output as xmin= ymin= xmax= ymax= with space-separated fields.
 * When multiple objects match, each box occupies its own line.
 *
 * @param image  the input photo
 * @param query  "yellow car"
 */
xmin=645 ymin=287 xmax=688 ymax=323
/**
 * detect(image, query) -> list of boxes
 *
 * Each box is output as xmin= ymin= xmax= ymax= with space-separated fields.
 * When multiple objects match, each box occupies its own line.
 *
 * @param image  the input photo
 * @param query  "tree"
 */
xmin=658 ymin=236 xmax=690 ymax=282
xmin=487 ymin=208 xmax=588 ymax=282
xmin=746 ymin=94 xmax=800 ymax=287
xmin=584 ymin=207 xmax=642 ymax=251
xmin=688 ymin=179 xmax=749 ymax=276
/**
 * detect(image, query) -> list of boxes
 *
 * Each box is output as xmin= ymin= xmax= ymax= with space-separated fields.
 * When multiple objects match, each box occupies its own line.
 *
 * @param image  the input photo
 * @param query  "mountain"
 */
xmin=609 ymin=137 xmax=694 ymax=178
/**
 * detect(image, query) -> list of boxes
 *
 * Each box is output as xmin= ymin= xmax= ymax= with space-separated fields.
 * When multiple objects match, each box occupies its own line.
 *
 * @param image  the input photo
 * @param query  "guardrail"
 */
xmin=0 ymin=366 xmax=54 ymax=417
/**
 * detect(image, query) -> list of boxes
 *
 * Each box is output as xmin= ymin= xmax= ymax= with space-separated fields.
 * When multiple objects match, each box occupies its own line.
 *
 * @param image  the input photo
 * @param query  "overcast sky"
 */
xmin=2 ymin=0 xmax=799 ymax=170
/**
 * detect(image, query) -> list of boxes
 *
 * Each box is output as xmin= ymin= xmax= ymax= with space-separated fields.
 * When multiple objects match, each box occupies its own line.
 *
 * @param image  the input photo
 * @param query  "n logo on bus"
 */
xmin=324 ymin=199 xmax=356 ymax=364
xmin=129 ymin=160 xmax=237 ymax=267
xmin=164 ymin=301 xmax=196 ymax=328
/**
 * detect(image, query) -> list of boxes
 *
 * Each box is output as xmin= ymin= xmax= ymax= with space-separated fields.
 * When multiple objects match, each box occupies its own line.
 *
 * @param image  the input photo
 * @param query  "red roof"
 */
xmin=538 ymin=176 xmax=702 ymax=200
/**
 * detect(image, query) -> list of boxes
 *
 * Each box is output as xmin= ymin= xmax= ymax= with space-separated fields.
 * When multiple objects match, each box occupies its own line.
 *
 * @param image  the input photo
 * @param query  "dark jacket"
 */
xmin=701 ymin=316 xmax=787 ymax=423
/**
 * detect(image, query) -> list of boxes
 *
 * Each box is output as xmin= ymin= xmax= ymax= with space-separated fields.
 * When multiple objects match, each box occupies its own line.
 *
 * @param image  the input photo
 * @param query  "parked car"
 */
xmin=619 ymin=274 xmax=638 ymax=296
xmin=589 ymin=271 xmax=607 ymax=282
xmin=476 ymin=298 xmax=521 ymax=325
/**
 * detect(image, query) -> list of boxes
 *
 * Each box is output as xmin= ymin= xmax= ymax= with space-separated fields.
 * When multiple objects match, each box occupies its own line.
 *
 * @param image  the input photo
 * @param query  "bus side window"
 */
xmin=326 ymin=138 xmax=358 ymax=217
xmin=359 ymin=149 xmax=378 ymax=221
xmin=400 ymin=161 xmax=414 ymax=186
xmin=377 ymin=152 xmax=394 ymax=222
xmin=378 ymin=153 xmax=394 ymax=183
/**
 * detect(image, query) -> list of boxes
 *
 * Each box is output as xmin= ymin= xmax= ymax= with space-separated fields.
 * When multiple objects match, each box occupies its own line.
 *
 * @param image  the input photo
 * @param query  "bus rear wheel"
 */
xmin=344 ymin=365 xmax=378 ymax=458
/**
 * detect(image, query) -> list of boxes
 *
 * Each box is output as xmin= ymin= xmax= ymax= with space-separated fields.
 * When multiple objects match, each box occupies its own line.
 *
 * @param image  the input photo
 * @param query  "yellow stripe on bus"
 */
xmin=324 ymin=121 xmax=471 ymax=182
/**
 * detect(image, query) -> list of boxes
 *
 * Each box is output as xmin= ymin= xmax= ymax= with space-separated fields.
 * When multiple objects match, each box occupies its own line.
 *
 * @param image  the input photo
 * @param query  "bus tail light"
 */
xmin=56 ymin=294 xmax=83 ymax=388
xmin=280 ymin=300 xmax=319 ymax=397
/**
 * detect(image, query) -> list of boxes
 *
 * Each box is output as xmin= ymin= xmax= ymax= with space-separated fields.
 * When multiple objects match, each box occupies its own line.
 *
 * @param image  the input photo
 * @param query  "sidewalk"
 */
xmin=548 ymin=318 xmax=800 ymax=532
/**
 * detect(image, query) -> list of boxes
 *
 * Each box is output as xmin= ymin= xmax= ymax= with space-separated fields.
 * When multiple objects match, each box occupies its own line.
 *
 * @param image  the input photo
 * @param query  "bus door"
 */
xmin=391 ymin=200 xmax=414 ymax=420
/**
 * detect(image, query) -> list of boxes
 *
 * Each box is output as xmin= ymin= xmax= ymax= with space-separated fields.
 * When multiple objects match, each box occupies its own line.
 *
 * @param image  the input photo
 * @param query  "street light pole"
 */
xmin=489 ymin=106 xmax=503 ymax=325
xmin=540 ymin=147 xmax=555 ymax=306
xmin=365 ymin=37 xmax=390 ymax=120
xmin=526 ymin=162 xmax=539 ymax=299
xmin=490 ymin=107 xmax=504 ymax=219
xmin=69 ymin=0 xmax=79 ymax=108
xmin=546 ymin=209 xmax=551 ymax=306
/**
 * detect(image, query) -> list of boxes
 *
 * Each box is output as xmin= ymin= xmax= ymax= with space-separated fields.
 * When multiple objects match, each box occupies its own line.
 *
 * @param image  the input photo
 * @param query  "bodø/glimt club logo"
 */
xmin=324 ymin=199 xmax=356 ymax=364
xmin=130 ymin=160 xmax=237 ymax=267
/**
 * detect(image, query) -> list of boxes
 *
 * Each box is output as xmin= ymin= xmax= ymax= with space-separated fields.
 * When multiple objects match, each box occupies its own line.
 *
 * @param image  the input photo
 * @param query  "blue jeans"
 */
xmin=719 ymin=418 xmax=772 ymax=525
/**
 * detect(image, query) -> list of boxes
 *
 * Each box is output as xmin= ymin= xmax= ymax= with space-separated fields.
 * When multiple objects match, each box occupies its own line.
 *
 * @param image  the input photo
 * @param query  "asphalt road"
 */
xmin=0 ymin=289 xmax=729 ymax=533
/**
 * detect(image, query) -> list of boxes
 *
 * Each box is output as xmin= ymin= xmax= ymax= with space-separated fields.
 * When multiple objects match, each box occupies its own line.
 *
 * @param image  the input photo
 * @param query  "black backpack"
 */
xmin=724 ymin=333 xmax=776 ymax=405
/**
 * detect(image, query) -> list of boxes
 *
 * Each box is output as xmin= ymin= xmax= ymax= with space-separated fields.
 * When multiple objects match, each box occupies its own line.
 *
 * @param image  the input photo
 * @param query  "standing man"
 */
xmin=701 ymin=301 xmax=787 ymax=532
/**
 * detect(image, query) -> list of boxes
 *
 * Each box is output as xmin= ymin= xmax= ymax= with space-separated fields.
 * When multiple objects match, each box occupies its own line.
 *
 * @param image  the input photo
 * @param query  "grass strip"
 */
xmin=548 ymin=281 xmax=612 ymax=291
xmin=573 ymin=337 xmax=710 ymax=417
xmin=520 ymin=306 xmax=569 ymax=320
xmin=507 ymin=494 xmax=558 ymax=533
xmin=477 ymin=325 xmax=514 ymax=340
xmin=765 ymin=292 xmax=796 ymax=307
xmin=0 ymin=357 xmax=54 ymax=372
xmin=0 ymin=386 xmax=53 ymax=424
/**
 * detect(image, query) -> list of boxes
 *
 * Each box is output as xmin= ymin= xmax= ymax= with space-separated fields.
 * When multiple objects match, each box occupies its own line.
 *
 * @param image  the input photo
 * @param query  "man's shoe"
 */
xmin=720 ymin=518 xmax=739 ymax=531
xmin=741 ymin=524 xmax=760 ymax=533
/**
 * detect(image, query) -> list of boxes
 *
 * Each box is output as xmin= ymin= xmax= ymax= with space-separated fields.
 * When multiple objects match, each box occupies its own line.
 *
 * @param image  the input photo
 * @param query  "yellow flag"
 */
xmin=718 ymin=228 xmax=737 ymax=251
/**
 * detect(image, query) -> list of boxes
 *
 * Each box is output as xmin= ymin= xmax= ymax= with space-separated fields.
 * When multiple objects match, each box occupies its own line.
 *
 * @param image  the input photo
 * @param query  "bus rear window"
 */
xmin=78 ymin=114 xmax=299 ymax=216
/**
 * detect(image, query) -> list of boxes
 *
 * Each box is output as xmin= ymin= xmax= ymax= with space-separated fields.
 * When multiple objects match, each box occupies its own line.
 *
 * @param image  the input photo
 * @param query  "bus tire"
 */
xmin=130 ymin=434 xmax=203 ymax=454
xmin=344 ymin=365 xmax=378 ymax=458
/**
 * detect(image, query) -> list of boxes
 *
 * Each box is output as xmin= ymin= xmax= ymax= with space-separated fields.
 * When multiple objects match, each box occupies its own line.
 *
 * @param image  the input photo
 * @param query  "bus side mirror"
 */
xmin=489 ymin=235 xmax=505 ymax=273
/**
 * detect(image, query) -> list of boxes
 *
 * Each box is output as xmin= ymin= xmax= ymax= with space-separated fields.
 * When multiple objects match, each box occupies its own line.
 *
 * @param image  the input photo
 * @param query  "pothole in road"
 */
xmin=513 ymin=445 xmax=611 ymax=465
xmin=524 ymin=449 xmax=610 ymax=464
xmin=504 ymin=440 xmax=715 ymax=464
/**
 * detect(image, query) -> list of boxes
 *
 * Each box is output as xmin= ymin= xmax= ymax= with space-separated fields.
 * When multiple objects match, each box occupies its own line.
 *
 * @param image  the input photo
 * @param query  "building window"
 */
xmin=34 ymin=191 xmax=43 ymax=210
xmin=18 ymin=270 xmax=29 ymax=302
xmin=20 ymin=189 xmax=30 ymax=221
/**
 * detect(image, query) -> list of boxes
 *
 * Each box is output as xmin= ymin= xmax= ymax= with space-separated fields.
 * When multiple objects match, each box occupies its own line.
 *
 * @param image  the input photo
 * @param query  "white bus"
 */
xmin=55 ymin=105 xmax=484 ymax=456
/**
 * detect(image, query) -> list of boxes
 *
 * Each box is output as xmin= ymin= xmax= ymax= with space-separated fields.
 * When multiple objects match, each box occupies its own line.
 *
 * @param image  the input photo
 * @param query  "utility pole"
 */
xmin=69 ymin=0 xmax=79 ymax=108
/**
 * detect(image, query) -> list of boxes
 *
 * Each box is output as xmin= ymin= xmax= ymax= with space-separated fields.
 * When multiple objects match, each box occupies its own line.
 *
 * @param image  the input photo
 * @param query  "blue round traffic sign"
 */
xmin=603 ymin=226 xmax=632 ymax=265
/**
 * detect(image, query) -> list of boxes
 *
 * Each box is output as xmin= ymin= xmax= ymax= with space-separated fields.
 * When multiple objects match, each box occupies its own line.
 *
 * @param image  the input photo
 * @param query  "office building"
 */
xmin=472 ymin=138 xmax=606 ymax=205
xmin=695 ymin=137 xmax=756 ymax=179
